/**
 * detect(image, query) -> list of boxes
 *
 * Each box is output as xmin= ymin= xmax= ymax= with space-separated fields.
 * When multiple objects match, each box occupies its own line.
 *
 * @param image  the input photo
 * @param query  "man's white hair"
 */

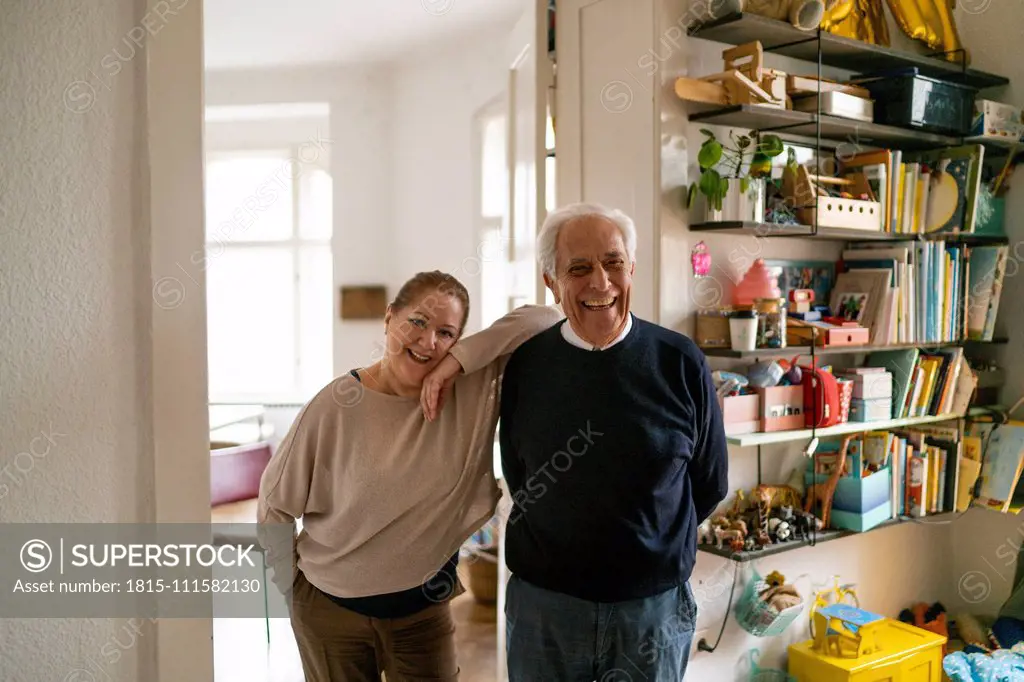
xmin=537 ymin=202 xmax=637 ymax=278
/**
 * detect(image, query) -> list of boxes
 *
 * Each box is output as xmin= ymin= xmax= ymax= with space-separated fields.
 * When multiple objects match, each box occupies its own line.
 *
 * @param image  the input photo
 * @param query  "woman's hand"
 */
xmin=421 ymin=355 xmax=463 ymax=422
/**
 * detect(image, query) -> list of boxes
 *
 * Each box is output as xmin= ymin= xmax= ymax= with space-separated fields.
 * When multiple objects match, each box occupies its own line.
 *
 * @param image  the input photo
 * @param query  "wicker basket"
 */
xmin=735 ymin=571 xmax=805 ymax=638
xmin=465 ymin=547 xmax=498 ymax=604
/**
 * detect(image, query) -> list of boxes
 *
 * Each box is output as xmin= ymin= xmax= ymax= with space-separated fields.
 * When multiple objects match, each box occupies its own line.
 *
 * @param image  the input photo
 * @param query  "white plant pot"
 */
xmin=696 ymin=178 xmax=766 ymax=223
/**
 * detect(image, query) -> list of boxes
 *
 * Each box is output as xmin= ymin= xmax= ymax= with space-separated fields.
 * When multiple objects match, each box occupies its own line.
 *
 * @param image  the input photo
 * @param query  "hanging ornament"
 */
xmin=691 ymin=241 xmax=711 ymax=279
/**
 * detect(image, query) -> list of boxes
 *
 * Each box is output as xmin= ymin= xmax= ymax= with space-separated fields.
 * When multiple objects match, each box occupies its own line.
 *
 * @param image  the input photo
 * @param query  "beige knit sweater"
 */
xmin=257 ymin=304 xmax=563 ymax=599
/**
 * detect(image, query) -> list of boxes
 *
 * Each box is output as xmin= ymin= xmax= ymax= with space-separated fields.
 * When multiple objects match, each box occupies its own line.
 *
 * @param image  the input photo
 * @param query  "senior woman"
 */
xmin=257 ymin=270 xmax=561 ymax=682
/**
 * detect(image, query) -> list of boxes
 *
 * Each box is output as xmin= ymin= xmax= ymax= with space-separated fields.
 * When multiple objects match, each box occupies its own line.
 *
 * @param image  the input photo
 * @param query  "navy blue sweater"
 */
xmin=499 ymin=316 xmax=729 ymax=602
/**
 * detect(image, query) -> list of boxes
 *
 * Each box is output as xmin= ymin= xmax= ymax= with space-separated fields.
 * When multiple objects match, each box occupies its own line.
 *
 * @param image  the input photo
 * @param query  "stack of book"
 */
xmin=840 ymin=145 xmax=985 ymax=236
xmin=834 ymin=242 xmax=1008 ymax=345
xmin=865 ymin=347 xmax=976 ymax=420
xmin=815 ymin=424 xmax=982 ymax=522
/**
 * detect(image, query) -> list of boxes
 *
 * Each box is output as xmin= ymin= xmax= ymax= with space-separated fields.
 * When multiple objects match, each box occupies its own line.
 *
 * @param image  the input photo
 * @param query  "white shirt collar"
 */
xmin=560 ymin=313 xmax=633 ymax=351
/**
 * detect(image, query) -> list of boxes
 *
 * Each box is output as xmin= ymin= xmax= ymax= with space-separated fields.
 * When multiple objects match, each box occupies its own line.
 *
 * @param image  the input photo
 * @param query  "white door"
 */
xmin=497 ymin=1 xmax=551 ymax=680
xmin=505 ymin=0 xmax=552 ymax=311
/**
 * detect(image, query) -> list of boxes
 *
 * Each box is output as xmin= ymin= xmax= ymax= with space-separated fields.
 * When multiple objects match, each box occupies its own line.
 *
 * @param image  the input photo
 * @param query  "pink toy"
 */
xmin=691 ymin=241 xmax=711 ymax=278
xmin=733 ymin=258 xmax=781 ymax=307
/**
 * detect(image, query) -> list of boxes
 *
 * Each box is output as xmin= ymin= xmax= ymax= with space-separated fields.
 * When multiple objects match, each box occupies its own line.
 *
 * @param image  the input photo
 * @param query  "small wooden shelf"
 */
xmin=725 ymin=413 xmax=963 ymax=447
xmin=689 ymin=221 xmax=1012 ymax=244
xmin=698 ymin=513 xmax=958 ymax=562
xmin=687 ymin=104 xmax=960 ymax=150
xmin=702 ymin=338 xmax=1008 ymax=359
xmin=688 ymin=13 xmax=1008 ymax=90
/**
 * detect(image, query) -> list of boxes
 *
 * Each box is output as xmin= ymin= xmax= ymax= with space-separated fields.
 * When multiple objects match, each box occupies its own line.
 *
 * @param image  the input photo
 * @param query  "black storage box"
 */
xmin=851 ymin=67 xmax=977 ymax=135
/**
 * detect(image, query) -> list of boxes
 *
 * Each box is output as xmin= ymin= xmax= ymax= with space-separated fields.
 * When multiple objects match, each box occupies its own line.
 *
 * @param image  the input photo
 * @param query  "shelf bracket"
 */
xmin=696 ymin=561 xmax=741 ymax=654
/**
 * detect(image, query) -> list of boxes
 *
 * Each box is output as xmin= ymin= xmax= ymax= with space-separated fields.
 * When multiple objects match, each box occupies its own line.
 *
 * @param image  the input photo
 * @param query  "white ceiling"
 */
xmin=204 ymin=0 xmax=526 ymax=70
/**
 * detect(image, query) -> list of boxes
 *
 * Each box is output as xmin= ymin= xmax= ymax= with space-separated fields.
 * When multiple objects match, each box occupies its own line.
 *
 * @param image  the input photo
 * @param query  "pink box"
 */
xmin=755 ymin=386 xmax=804 ymax=432
xmin=719 ymin=394 xmax=760 ymax=435
xmin=837 ymin=378 xmax=855 ymax=423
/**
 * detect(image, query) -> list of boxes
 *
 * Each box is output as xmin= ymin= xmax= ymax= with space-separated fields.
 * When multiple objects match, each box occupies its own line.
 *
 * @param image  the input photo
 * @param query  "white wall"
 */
xmin=390 ymin=28 xmax=509 ymax=335
xmin=0 ymin=0 xmax=211 ymax=680
xmin=204 ymin=23 xmax=510 ymax=379
xmin=205 ymin=65 xmax=394 ymax=377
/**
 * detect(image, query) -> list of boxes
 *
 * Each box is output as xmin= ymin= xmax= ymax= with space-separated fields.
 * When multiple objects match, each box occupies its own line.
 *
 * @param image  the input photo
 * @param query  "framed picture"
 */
xmin=763 ymin=259 xmax=836 ymax=307
xmin=835 ymin=292 xmax=869 ymax=322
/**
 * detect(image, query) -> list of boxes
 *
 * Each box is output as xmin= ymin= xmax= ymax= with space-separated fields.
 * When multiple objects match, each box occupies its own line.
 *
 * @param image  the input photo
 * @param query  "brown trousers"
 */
xmin=289 ymin=570 xmax=461 ymax=682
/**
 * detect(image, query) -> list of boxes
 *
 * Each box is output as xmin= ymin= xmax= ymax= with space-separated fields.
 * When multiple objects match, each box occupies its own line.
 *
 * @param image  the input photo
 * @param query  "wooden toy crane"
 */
xmin=674 ymin=42 xmax=787 ymax=109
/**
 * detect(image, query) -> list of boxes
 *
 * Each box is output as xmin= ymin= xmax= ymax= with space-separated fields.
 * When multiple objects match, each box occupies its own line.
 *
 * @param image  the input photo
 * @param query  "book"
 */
xmin=907 ymin=144 xmax=986 ymax=234
xmin=975 ymin=425 xmax=1024 ymax=513
xmin=866 ymin=348 xmax=920 ymax=419
xmin=966 ymin=245 xmax=1008 ymax=340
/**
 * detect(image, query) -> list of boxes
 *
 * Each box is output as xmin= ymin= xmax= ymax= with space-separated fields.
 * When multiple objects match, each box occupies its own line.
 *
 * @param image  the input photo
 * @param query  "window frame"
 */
xmin=204 ymin=143 xmax=333 ymax=405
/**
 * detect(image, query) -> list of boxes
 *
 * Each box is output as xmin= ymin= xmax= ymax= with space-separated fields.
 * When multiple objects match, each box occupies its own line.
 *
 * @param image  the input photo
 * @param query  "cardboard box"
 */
xmin=850 ymin=398 xmax=892 ymax=422
xmin=788 ymin=321 xmax=870 ymax=347
xmin=841 ymin=370 xmax=893 ymax=400
xmin=719 ymin=394 xmax=760 ymax=435
xmin=970 ymin=99 xmax=1024 ymax=142
xmin=805 ymin=466 xmax=892 ymax=531
xmin=756 ymin=386 xmax=804 ymax=432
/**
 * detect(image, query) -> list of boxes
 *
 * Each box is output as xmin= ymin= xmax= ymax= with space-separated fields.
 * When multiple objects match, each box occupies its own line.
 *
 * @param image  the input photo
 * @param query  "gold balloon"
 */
xmin=820 ymin=0 xmax=969 ymax=64
xmin=821 ymin=0 xmax=890 ymax=46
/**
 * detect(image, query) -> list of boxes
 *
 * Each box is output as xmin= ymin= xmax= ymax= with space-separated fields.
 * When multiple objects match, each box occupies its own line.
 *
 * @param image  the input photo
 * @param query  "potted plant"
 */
xmin=687 ymin=128 xmax=785 ymax=222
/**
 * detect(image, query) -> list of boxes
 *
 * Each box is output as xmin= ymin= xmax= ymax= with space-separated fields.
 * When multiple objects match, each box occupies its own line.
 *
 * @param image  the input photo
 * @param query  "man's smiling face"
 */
xmin=544 ymin=215 xmax=633 ymax=347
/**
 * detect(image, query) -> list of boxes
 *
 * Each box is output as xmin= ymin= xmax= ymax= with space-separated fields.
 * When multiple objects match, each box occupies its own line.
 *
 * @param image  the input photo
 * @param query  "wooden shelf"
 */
xmin=698 ymin=513 xmax=957 ymax=562
xmin=689 ymin=221 xmax=1011 ymax=244
xmin=725 ymin=413 xmax=963 ymax=447
xmin=688 ymin=13 xmax=1008 ymax=90
xmin=702 ymin=338 xmax=1008 ymax=359
xmin=688 ymin=104 xmax=960 ymax=150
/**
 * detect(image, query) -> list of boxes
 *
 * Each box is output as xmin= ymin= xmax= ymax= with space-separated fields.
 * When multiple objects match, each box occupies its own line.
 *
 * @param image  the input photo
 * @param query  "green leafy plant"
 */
xmin=687 ymin=129 xmax=785 ymax=211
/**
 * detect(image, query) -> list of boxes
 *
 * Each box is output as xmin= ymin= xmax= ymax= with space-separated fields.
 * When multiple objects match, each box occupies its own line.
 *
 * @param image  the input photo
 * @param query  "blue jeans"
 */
xmin=505 ymin=575 xmax=697 ymax=681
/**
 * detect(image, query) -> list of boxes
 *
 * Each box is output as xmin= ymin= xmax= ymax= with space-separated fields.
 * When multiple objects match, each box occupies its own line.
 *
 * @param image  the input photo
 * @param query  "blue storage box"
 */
xmin=850 ymin=398 xmax=892 ymax=422
xmin=805 ymin=466 xmax=892 ymax=532
xmin=805 ymin=467 xmax=891 ymax=513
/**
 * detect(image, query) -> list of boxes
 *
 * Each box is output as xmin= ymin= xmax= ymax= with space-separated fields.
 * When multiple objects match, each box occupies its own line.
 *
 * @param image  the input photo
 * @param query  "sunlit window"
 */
xmin=205 ymin=149 xmax=333 ymax=403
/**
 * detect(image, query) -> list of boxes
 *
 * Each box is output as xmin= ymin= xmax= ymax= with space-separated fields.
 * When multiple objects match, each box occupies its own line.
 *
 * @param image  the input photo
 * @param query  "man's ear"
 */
xmin=383 ymin=305 xmax=393 ymax=332
xmin=543 ymin=273 xmax=560 ymax=304
xmin=630 ymin=260 xmax=635 ymax=276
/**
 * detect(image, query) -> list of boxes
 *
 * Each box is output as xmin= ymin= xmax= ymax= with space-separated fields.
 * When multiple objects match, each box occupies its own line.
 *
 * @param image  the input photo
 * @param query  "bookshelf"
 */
xmin=699 ymin=512 xmax=959 ymax=563
xmin=724 ymin=413 xmax=963 ymax=447
xmin=682 ymin=13 xmax=1013 ymax=655
xmin=702 ymin=338 xmax=1009 ymax=360
xmin=688 ymin=221 xmax=1012 ymax=244
xmin=686 ymin=12 xmax=1008 ymax=89
xmin=688 ymin=104 xmax=962 ymax=150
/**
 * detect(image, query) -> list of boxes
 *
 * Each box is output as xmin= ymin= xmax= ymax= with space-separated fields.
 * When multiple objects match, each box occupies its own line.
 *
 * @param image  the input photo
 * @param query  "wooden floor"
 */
xmin=213 ymin=591 xmax=498 ymax=681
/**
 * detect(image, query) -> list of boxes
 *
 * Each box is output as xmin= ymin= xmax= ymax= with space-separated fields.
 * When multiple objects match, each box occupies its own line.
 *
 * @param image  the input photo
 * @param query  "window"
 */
xmin=478 ymin=112 xmax=509 ymax=330
xmin=204 ymin=147 xmax=333 ymax=403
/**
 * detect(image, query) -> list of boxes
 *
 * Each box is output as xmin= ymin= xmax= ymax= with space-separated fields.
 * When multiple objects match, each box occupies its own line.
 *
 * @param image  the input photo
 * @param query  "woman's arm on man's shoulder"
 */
xmin=450 ymin=304 xmax=563 ymax=375
xmin=420 ymin=304 xmax=563 ymax=421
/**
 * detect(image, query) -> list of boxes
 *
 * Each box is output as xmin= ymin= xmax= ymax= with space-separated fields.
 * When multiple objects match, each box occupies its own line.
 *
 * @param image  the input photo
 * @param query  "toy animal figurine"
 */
xmin=715 ymin=527 xmax=745 ymax=549
xmin=698 ymin=518 xmax=715 ymax=545
xmin=804 ymin=434 xmax=854 ymax=528
xmin=775 ymin=521 xmax=793 ymax=542
xmin=744 ymin=536 xmax=758 ymax=552
xmin=791 ymin=510 xmax=825 ymax=540
xmin=778 ymin=505 xmax=795 ymax=522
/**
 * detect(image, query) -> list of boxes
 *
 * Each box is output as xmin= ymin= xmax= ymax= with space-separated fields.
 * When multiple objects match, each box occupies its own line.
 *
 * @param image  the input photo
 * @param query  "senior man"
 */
xmin=498 ymin=202 xmax=729 ymax=681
